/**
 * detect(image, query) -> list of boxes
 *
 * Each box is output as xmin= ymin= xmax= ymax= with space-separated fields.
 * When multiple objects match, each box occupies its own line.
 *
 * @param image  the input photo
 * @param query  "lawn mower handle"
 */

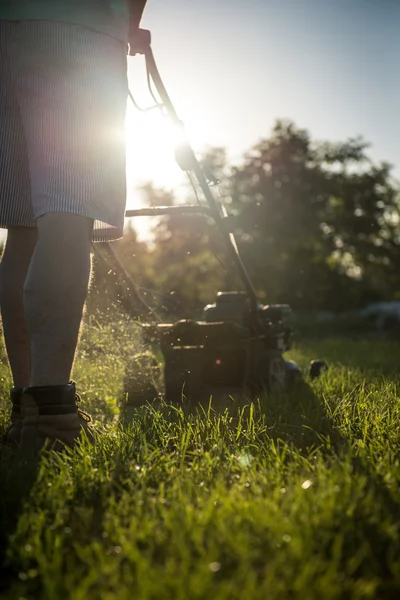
xmin=128 ymin=30 xmax=260 ymax=330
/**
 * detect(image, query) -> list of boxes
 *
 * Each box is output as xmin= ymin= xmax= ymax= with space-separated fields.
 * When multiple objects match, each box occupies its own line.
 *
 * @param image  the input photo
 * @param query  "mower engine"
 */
xmin=144 ymin=291 xmax=302 ymax=404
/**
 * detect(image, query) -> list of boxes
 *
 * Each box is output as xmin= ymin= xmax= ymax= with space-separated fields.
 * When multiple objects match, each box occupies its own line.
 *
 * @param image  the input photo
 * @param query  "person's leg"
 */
xmin=24 ymin=212 xmax=93 ymax=387
xmin=0 ymin=226 xmax=37 ymax=388
xmin=7 ymin=21 xmax=127 ymax=450
xmin=0 ymin=216 xmax=93 ymax=449
xmin=19 ymin=212 xmax=94 ymax=451
xmin=0 ymin=226 xmax=37 ymax=445
xmin=0 ymin=21 xmax=38 ymax=445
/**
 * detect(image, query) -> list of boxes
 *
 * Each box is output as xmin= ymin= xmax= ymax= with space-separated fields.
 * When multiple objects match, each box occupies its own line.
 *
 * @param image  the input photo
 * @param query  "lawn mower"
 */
xmin=107 ymin=16 xmax=327 ymax=405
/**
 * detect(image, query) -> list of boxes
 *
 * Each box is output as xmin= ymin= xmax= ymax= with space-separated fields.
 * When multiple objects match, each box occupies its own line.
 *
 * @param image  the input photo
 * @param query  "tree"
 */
xmin=227 ymin=121 xmax=400 ymax=309
xmin=91 ymin=121 xmax=400 ymax=318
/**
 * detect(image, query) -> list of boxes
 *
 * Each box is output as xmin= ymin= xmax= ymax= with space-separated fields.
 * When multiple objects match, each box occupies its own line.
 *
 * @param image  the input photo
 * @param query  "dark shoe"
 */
xmin=20 ymin=382 xmax=94 ymax=452
xmin=2 ymin=387 xmax=23 ymax=447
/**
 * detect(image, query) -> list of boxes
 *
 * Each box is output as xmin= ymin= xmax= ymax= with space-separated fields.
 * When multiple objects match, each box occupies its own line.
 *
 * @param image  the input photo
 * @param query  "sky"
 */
xmin=1 ymin=0 xmax=397 ymax=242
xmin=126 ymin=0 xmax=400 ymax=213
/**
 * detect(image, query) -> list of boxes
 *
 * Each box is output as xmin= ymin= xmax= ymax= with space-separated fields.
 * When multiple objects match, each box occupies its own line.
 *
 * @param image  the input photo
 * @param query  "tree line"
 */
xmin=90 ymin=120 xmax=400 ymax=321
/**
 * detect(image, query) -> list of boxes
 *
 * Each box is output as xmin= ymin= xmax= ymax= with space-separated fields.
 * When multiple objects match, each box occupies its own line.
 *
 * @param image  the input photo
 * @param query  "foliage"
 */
xmin=228 ymin=121 xmax=399 ymax=309
xmin=99 ymin=121 xmax=400 ymax=318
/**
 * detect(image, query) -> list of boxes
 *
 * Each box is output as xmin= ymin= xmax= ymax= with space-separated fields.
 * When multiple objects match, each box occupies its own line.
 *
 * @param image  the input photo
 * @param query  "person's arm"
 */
xmin=128 ymin=0 xmax=148 ymax=35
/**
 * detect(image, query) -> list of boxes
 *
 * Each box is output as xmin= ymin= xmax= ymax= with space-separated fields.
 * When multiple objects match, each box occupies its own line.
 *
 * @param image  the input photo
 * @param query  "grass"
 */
xmin=1 ymin=315 xmax=400 ymax=599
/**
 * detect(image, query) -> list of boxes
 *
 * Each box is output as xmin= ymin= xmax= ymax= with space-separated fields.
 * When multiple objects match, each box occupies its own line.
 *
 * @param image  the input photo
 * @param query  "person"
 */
xmin=0 ymin=1 xmax=143 ymax=451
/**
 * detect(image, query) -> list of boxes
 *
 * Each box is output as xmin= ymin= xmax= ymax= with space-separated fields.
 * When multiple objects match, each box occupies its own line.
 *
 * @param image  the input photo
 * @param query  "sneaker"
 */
xmin=2 ymin=387 xmax=23 ymax=447
xmin=20 ymin=382 xmax=94 ymax=452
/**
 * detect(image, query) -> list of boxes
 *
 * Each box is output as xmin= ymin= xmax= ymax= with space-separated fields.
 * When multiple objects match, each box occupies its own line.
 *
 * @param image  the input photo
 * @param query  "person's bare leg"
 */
xmin=0 ymin=227 xmax=38 ymax=388
xmin=24 ymin=212 xmax=93 ymax=387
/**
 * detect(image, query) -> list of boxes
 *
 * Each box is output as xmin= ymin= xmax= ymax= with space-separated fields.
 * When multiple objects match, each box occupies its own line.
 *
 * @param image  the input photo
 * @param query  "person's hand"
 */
xmin=128 ymin=28 xmax=151 ymax=56
xmin=127 ymin=0 xmax=148 ymax=38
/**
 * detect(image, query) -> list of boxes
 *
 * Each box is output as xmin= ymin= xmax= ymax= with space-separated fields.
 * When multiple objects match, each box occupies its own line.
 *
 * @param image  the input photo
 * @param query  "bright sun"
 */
xmin=125 ymin=102 xmax=204 ymax=208
xmin=125 ymin=107 xmax=177 ymax=190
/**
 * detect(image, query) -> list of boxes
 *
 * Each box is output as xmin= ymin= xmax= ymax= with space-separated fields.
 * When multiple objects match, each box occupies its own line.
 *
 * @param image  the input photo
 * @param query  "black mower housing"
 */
xmin=143 ymin=292 xmax=300 ymax=404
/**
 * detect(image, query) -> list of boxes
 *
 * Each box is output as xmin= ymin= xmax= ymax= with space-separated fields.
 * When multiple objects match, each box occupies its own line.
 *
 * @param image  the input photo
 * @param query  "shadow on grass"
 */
xmin=257 ymin=380 xmax=346 ymax=454
xmin=119 ymin=375 xmax=347 ymax=459
xmin=0 ymin=451 xmax=41 ymax=591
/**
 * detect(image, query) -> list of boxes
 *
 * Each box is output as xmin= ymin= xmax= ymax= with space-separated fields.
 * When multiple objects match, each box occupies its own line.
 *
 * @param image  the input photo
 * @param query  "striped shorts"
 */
xmin=0 ymin=20 xmax=128 ymax=241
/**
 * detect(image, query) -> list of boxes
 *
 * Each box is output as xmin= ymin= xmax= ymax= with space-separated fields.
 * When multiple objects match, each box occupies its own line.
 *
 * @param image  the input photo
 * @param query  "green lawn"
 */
xmin=1 ymin=319 xmax=400 ymax=599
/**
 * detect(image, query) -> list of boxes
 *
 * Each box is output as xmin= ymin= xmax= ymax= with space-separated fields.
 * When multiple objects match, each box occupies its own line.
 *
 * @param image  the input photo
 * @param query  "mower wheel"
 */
xmin=309 ymin=359 xmax=328 ymax=380
xmin=267 ymin=354 xmax=287 ymax=390
xmin=284 ymin=359 xmax=303 ymax=385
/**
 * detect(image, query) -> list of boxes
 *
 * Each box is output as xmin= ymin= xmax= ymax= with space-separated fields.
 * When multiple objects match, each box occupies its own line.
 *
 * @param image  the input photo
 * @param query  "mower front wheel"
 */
xmin=309 ymin=359 xmax=328 ymax=380
xmin=266 ymin=354 xmax=287 ymax=391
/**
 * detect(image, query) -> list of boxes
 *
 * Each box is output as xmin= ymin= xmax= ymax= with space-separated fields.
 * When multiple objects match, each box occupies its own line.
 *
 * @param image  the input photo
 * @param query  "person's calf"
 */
xmin=0 ymin=226 xmax=37 ymax=389
xmin=23 ymin=212 xmax=93 ymax=387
